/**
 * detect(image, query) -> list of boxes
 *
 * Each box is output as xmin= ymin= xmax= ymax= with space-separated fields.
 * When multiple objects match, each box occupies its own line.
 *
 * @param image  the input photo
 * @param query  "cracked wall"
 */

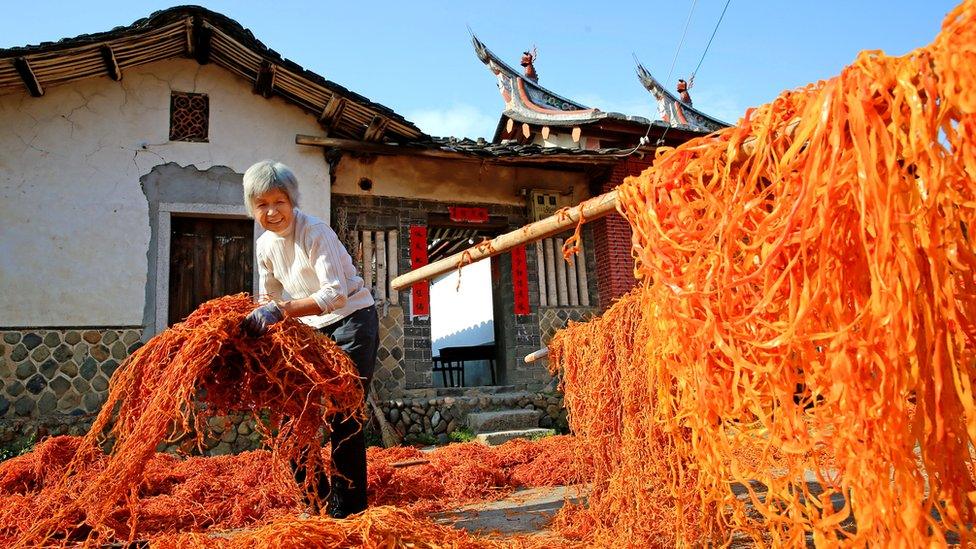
xmin=0 ymin=58 xmax=331 ymax=327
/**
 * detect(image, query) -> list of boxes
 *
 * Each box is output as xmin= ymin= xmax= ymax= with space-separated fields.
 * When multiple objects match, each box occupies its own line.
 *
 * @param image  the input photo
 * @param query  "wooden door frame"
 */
xmin=152 ymin=202 xmax=260 ymax=335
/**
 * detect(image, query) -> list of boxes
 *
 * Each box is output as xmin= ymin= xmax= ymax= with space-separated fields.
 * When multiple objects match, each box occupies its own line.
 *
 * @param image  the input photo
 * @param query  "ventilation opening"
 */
xmin=169 ymin=92 xmax=209 ymax=142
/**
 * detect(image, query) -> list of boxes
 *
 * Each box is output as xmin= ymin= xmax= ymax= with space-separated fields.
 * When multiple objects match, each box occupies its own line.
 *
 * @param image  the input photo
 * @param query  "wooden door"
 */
xmin=168 ymin=216 xmax=254 ymax=325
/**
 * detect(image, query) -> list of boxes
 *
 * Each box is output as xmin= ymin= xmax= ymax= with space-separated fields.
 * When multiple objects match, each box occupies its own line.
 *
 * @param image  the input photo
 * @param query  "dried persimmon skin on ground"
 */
xmin=5 ymin=0 xmax=976 ymax=546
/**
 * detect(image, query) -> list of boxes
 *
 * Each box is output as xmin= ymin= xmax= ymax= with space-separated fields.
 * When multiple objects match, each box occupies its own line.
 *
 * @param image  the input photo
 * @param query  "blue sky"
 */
xmin=1 ymin=1 xmax=961 ymax=139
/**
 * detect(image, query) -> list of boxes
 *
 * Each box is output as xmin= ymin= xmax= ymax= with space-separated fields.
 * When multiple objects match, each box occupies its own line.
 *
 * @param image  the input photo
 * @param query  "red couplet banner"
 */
xmin=409 ymin=225 xmax=430 ymax=316
xmin=511 ymin=245 xmax=530 ymax=315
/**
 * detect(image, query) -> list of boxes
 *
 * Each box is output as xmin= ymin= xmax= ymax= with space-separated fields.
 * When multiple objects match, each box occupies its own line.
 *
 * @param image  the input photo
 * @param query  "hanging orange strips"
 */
xmin=548 ymin=1 xmax=976 ymax=545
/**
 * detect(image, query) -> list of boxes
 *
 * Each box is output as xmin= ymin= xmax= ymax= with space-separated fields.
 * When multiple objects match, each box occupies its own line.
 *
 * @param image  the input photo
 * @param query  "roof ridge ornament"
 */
xmin=634 ymin=58 xmax=729 ymax=132
xmin=520 ymin=45 xmax=538 ymax=82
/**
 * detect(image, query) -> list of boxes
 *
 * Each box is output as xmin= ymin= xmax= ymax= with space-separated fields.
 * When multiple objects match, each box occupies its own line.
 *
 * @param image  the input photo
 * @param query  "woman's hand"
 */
xmin=242 ymin=301 xmax=285 ymax=337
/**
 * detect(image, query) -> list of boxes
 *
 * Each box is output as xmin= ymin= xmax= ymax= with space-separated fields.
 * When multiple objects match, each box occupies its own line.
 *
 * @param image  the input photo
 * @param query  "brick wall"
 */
xmin=592 ymin=157 xmax=653 ymax=309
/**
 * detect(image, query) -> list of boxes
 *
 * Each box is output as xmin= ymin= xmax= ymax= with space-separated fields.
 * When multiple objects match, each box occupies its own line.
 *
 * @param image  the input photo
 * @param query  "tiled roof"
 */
xmin=0 ymin=5 xmax=424 ymax=141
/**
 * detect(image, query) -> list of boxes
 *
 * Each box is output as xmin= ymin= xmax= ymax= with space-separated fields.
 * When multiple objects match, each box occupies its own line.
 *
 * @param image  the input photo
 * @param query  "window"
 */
xmin=169 ymin=92 xmax=209 ymax=142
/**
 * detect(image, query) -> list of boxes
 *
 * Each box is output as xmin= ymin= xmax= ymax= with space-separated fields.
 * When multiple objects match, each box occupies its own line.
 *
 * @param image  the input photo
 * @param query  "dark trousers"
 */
xmin=294 ymin=305 xmax=378 ymax=516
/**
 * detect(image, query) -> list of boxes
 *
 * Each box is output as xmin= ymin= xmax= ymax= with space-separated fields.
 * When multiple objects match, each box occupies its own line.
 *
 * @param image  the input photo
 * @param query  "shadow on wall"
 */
xmin=432 ymin=319 xmax=495 ymax=352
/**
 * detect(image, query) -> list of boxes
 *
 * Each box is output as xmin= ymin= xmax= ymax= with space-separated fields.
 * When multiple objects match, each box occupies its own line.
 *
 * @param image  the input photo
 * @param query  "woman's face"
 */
xmin=252 ymin=188 xmax=295 ymax=234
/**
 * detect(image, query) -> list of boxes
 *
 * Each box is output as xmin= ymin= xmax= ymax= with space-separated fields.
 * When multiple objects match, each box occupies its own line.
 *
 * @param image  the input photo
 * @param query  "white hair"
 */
xmin=242 ymin=160 xmax=301 ymax=217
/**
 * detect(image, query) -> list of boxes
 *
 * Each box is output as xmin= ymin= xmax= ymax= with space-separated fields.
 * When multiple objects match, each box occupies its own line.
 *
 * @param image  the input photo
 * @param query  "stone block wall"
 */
xmin=0 ymin=328 xmax=142 ymax=419
xmin=373 ymin=305 xmax=406 ymax=399
xmin=377 ymin=390 xmax=567 ymax=445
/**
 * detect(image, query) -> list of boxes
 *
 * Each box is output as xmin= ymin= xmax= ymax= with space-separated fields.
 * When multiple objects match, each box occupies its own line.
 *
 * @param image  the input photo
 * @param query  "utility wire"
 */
xmin=619 ymin=0 xmax=701 ymax=157
xmin=692 ymin=0 xmax=732 ymax=78
xmin=664 ymin=0 xmax=699 ymax=88
xmin=655 ymin=0 xmax=733 ymax=147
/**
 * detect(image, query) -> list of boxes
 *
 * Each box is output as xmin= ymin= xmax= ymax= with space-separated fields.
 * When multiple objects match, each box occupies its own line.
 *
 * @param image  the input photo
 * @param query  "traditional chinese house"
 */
xmin=0 ymin=6 xmax=732 ymax=446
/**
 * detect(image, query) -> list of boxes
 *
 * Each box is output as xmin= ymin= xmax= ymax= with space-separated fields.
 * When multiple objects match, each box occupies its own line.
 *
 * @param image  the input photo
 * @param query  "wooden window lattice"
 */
xmin=169 ymin=92 xmax=209 ymax=142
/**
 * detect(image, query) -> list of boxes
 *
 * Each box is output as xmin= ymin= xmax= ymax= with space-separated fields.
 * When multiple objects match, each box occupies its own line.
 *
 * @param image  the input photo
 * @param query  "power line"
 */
xmin=692 ymin=0 xmax=732 ymax=78
xmin=664 ymin=0 xmax=699 ymax=88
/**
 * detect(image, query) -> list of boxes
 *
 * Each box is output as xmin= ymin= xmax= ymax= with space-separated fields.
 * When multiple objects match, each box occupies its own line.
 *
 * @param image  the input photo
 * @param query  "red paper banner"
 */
xmin=448 ymin=206 xmax=489 ymax=223
xmin=511 ymin=245 xmax=530 ymax=315
xmin=409 ymin=225 xmax=430 ymax=316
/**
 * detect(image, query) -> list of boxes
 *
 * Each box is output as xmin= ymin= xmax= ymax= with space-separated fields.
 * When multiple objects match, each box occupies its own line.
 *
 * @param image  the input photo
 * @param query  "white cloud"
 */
xmin=404 ymin=103 xmax=498 ymax=140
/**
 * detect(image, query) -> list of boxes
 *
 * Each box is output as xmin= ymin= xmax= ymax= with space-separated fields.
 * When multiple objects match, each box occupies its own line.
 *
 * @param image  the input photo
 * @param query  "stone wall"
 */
xmin=377 ymin=390 xmax=567 ymax=445
xmin=0 ymin=328 xmax=142 ymax=419
xmin=0 ymin=328 xmax=142 ymax=445
xmin=373 ymin=305 xmax=406 ymax=399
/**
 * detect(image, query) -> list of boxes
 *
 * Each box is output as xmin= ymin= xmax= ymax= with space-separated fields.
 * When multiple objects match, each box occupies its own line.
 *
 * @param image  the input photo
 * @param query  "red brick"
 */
xmin=593 ymin=157 xmax=653 ymax=309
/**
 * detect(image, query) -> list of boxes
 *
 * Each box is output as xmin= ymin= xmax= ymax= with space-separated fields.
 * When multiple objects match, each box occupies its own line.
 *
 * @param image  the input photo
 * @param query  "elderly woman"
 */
xmin=240 ymin=160 xmax=377 ymax=518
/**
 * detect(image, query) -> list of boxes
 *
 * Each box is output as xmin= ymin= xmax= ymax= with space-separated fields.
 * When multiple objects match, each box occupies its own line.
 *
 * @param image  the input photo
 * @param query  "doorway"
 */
xmin=427 ymin=215 xmax=505 ymax=387
xmin=168 ymin=216 xmax=254 ymax=325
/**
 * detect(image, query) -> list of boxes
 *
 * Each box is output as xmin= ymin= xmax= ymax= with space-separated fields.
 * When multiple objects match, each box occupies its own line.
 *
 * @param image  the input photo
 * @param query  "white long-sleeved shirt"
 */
xmin=256 ymin=209 xmax=373 ymax=328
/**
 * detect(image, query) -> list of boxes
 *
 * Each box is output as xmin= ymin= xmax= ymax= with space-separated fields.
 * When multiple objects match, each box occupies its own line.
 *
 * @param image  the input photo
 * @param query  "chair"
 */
xmin=432 ymin=355 xmax=465 ymax=387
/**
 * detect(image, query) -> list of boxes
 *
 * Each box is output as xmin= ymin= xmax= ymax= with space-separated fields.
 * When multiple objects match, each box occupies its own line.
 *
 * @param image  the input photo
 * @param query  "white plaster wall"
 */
xmin=430 ymin=261 xmax=494 ymax=352
xmin=0 ymin=58 xmax=330 ymax=327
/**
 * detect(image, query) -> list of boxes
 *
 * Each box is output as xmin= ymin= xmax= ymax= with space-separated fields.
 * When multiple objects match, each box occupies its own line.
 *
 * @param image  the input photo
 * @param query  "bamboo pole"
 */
xmin=375 ymin=231 xmax=387 ymax=304
xmin=576 ymin=242 xmax=591 ymax=307
xmin=535 ymin=241 xmax=548 ymax=307
xmin=524 ymin=348 xmax=549 ymax=363
xmin=350 ymin=230 xmax=361 ymax=273
xmin=389 ymin=191 xmax=618 ymax=291
xmin=543 ymin=238 xmax=558 ymax=306
xmin=362 ymin=230 xmax=374 ymax=294
xmin=566 ymin=246 xmax=579 ymax=307
xmin=388 ymin=120 xmax=800 ymax=292
xmin=387 ymin=230 xmax=399 ymax=305
xmin=555 ymin=237 xmax=569 ymax=306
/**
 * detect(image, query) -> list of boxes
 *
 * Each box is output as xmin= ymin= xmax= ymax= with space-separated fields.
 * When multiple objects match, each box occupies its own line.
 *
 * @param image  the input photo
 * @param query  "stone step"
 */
xmin=475 ymin=428 xmax=555 ymax=446
xmin=467 ymin=409 xmax=541 ymax=433
xmin=435 ymin=385 xmax=517 ymax=397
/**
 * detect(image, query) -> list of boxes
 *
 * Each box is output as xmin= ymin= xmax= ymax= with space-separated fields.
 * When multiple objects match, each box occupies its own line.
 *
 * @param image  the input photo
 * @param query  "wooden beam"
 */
xmin=13 ymin=57 xmax=43 ymax=97
xmin=566 ymin=243 xmax=579 ymax=307
xmin=555 ymin=237 xmax=569 ymax=306
xmin=192 ymin=17 xmax=212 ymax=65
xmin=575 ymin=242 xmax=590 ymax=307
xmin=318 ymin=96 xmax=346 ymax=130
xmin=387 ymin=230 xmax=399 ymax=305
xmin=535 ymin=241 xmax=548 ymax=307
xmin=543 ymin=238 xmax=557 ymax=306
xmin=100 ymin=45 xmax=122 ymax=81
xmin=362 ymin=230 xmax=374 ymax=294
xmin=253 ymin=61 xmax=276 ymax=98
xmin=363 ymin=115 xmax=389 ymax=142
xmin=375 ymin=230 xmax=388 ymax=304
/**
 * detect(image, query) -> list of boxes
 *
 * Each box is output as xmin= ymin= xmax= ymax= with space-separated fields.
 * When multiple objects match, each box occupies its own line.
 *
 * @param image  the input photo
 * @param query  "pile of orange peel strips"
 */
xmin=2 ymin=0 xmax=976 ymax=546
xmin=557 ymin=0 xmax=975 ymax=545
